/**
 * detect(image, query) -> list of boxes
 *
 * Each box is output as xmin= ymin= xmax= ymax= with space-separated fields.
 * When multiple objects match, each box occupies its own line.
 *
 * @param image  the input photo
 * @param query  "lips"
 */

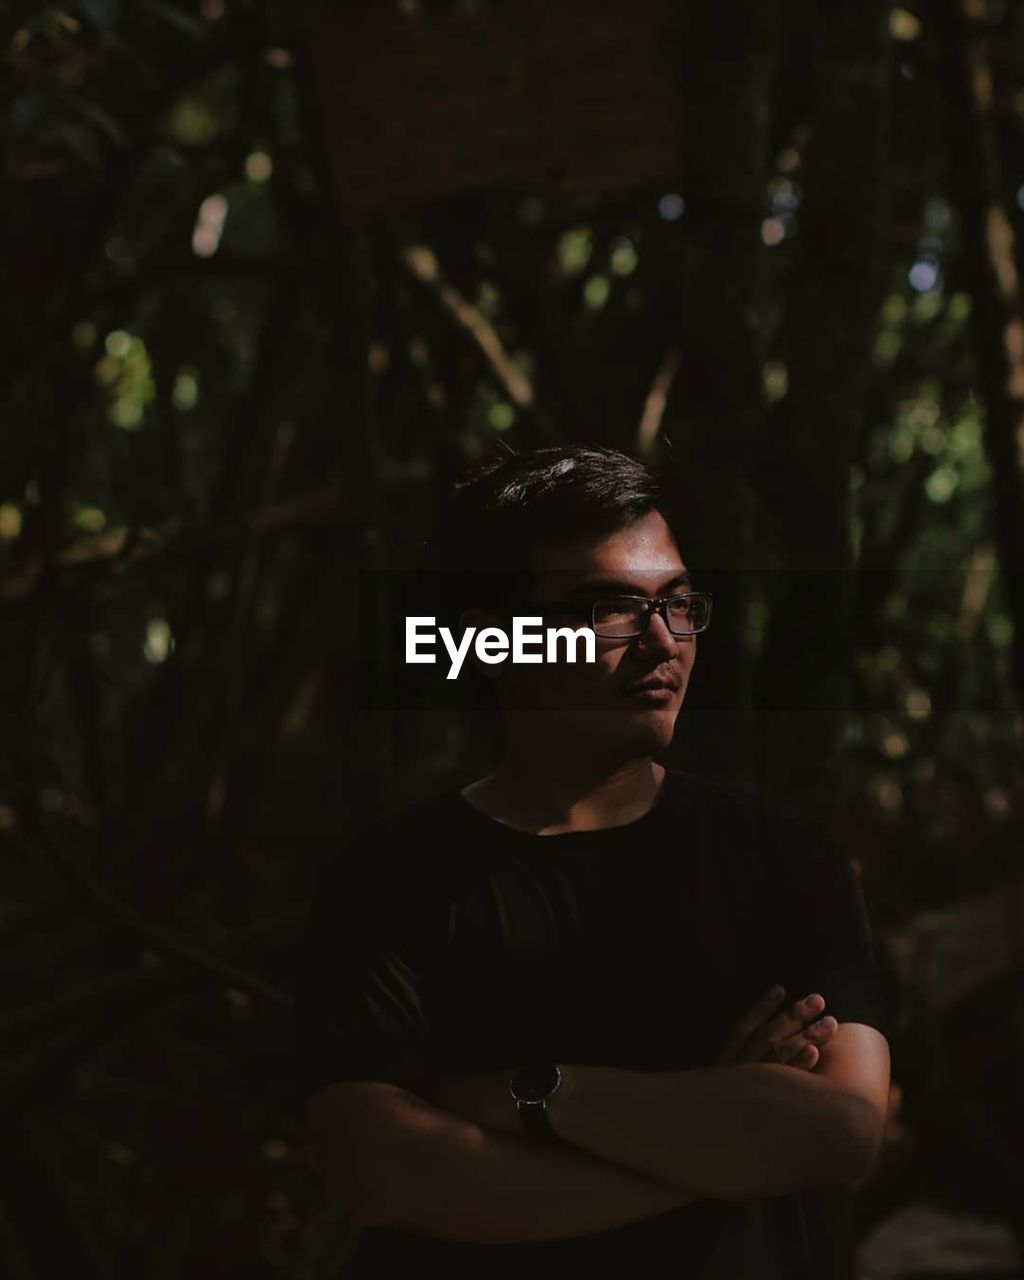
xmin=620 ymin=677 xmax=680 ymax=696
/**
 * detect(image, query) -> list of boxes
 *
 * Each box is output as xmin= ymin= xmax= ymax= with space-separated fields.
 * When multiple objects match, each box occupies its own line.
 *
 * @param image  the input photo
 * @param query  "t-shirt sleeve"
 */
xmin=290 ymin=841 xmax=435 ymax=1110
xmin=752 ymin=800 xmax=892 ymax=1044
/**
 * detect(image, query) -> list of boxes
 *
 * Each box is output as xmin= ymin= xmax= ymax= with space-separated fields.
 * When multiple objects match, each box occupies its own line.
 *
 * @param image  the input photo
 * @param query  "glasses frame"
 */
xmin=531 ymin=591 xmax=714 ymax=639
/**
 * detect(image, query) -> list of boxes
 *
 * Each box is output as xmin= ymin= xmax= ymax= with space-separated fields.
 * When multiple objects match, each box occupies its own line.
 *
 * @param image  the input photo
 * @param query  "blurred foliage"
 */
xmin=2 ymin=0 xmax=1024 ymax=1277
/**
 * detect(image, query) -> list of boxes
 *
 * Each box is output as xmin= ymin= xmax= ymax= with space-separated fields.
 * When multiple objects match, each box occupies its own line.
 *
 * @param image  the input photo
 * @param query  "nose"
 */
xmin=635 ymin=607 xmax=678 ymax=659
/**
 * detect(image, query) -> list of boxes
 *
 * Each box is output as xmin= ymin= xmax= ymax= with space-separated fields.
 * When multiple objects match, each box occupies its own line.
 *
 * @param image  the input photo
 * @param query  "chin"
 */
xmin=578 ymin=708 xmax=678 ymax=756
xmin=627 ymin=715 xmax=677 ymax=754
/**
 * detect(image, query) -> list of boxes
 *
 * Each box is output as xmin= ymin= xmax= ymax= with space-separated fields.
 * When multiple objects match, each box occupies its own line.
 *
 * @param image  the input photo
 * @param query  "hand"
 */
xmin=716 ymin=986 xmax=838 ymax=1070
xmin=435 ymin=1068 xmax=522 ymax=1136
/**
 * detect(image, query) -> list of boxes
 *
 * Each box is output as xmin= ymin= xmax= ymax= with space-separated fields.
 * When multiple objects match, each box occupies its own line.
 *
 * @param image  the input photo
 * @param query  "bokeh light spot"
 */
xmin=909 ymin=258 xmax=940 ymax=291
xmin=105 ymin=330 xmax=131 ymax=359
xmin=245 ymin=151 xmax=273 ymax=183
xmin=172 ymin=368 xmax=200 ymax=411
xmin=610 ymin=237 xmax=638 ymax=276
xmin=925 ymin=466 xmax=958 ymax=502
xmin=658 ymin=193 xmax=684 ymax=221
xmin=557 ymin=227 xmax=593 ymax=275
xmin=74 ymin=506 xmax=106 ymax=533
xmin=488 ymin=402 xmax=515 ymax=431
xmin=761 ymin=218 xmax=785 ymax=246
xmin=906 ymin=689 xmax=931 ymax=720
xmin=763 ymin=361 xmax=789 ymax=402
xmin=0 ymin=504 xmax=22 ymax=540
xmin=144 ymin=619 xmax=173 ymax=664
xmin=192 ymin=194 xmax=228 ymax=258
xmin=890 ymin=8 xmax=922 ymax=40
xmin=583 ymin=275 xmax=610 ymax=309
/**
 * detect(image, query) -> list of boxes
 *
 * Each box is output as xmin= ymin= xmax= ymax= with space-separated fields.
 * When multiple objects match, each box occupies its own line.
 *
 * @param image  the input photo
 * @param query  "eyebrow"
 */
xmin=563 ymin=570 xmax=693 ymax=598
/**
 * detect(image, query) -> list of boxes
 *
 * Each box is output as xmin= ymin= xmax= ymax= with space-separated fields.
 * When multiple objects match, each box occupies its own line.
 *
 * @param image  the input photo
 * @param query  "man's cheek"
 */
xmin=501 ymin=644 xmax=620 ymax=705
xmin=551 ymin=665 xmax=621 ymax=709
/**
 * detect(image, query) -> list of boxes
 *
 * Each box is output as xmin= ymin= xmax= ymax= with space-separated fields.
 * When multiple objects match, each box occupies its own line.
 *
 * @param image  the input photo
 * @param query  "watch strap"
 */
xmin=509 ymin=1062 xmax=561 ymax=1143
xmin=516 ymin=1097 xmax=557 ymax=1143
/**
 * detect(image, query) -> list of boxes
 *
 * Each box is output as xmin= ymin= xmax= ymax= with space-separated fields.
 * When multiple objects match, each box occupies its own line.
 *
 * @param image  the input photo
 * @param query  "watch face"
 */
xmin=511 ymin=1062 xmax=560 ymax=1103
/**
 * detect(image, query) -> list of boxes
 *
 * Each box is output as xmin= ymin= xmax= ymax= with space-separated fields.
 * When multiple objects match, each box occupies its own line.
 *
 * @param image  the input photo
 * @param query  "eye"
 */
xmin=593 ymin=599 xmax=636 ymax=623
xmin=666 ymin=594 xmax=710 ymax=633
xmin=666 ymin=597 xmax=694 ymax=622
xmin=592 ymin=598 xmax=645 ymax=637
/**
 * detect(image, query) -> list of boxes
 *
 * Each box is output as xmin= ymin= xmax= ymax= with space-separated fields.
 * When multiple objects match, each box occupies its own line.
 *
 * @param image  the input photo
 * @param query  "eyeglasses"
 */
xmin=531 ymin=592 xmax=713 ymax=639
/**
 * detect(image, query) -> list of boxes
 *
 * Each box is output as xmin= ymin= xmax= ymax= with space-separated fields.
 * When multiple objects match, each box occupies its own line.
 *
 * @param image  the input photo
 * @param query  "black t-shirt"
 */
xmin=291 ymin=767 xmax=891 ymax=1279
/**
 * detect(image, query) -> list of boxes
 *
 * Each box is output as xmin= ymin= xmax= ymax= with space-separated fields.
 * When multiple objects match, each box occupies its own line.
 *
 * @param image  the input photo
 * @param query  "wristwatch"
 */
xmin=508 ymin=1062 xmax=562 ymax=1142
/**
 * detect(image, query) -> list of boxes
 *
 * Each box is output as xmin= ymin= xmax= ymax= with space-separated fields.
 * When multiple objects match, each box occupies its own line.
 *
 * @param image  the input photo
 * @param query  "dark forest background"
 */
xmin=3 ymin=1 xmax=1024 ymax=1277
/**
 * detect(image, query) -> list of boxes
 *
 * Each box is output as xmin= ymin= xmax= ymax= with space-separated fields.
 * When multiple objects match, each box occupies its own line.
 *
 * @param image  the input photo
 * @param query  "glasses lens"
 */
xmin=667 ymin=594 xmax=710 ymax=635
xmin=593 ymin=599 xmax=646 ymax=636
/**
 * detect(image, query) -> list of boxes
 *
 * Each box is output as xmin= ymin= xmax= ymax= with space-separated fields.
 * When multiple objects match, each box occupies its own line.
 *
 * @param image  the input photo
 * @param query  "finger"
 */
xmin=803 ymin=1015 xmax=838 ymax=1043
xmin=792 ymin=1043 xmax=819 ymax=1071
xmin=716 ymin=985 xmax=786 ymax=1063
xmin=763 ymin=1031 xmax=817 ymax=1066
xmin=766 ymin=1016 xmax=837 ymax=1067
xmin=717 ymin=985 xmax=786 ymax=1063
xmin=748 ymin=995 xmax=827 ymax=1064
xmin=761 ymin=992 xmax=826 ymax=1049
xmin=789 ymin=1015 xmax=838 ymax=1054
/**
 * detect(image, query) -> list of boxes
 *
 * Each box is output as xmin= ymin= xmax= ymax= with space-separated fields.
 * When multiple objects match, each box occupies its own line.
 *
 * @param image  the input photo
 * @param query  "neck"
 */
xmin=463 ymin=743 xmax=666 ymax=834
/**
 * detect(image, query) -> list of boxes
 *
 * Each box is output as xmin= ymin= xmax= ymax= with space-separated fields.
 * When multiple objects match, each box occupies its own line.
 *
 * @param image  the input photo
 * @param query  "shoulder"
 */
xmin=308 ymin=784 xmax=477 ymax=904
xmin=661 ymin=767 xmax=846 ymax=874
xmin=373 ymin=783 xmax=471 ymax=841
xmin=666 ymin=766 xmax=831 ymax=828
xmin=659 ymin=766 xmax=785 ymax=829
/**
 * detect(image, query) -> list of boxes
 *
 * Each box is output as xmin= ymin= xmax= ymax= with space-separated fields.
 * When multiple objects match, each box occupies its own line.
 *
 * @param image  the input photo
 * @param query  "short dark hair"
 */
xmin=423 ymin=445 xmax=675 ymax=623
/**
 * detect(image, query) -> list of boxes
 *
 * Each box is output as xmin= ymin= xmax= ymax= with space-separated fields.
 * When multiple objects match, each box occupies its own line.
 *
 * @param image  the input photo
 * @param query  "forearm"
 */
xmin=314 ymin=1082 xmax=695 ymax=1244
xmin=548 ymin=1062 xmax=877 ymax=1200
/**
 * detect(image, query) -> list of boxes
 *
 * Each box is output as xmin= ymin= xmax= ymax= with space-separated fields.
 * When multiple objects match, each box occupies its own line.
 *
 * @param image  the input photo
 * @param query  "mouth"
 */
xmin=619 ymin=678 xmax=680 ymax=702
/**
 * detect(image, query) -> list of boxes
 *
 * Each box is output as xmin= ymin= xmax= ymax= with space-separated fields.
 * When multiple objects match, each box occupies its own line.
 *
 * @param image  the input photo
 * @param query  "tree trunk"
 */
xmin=934 ymin=0 xmax=1024 ymax=725
xmin=753 ymin=1 xmax=893 ymax=817
xmin=660 ymin=2 xmax=777 ymax=787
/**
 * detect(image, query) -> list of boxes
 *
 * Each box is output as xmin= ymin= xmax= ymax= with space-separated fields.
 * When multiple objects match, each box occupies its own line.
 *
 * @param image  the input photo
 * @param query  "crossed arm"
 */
xmin=304 ymin=987 xmax=891 ymax=1242
xmin=438 ymin=1022 xmax=891 ymax=1199
xmin=306 ymin=1079 xmax=694 ymax=1242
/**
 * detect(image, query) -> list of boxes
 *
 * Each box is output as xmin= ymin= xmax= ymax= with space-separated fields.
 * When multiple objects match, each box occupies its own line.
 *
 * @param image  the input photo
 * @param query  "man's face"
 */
xmin=494 ymin=510 xmax=697 ymax=758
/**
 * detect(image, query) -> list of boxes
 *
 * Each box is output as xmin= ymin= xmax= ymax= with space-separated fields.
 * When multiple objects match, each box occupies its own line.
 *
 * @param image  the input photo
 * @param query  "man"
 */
xmin=293 ymin=445 xmax=892 ymax=1278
